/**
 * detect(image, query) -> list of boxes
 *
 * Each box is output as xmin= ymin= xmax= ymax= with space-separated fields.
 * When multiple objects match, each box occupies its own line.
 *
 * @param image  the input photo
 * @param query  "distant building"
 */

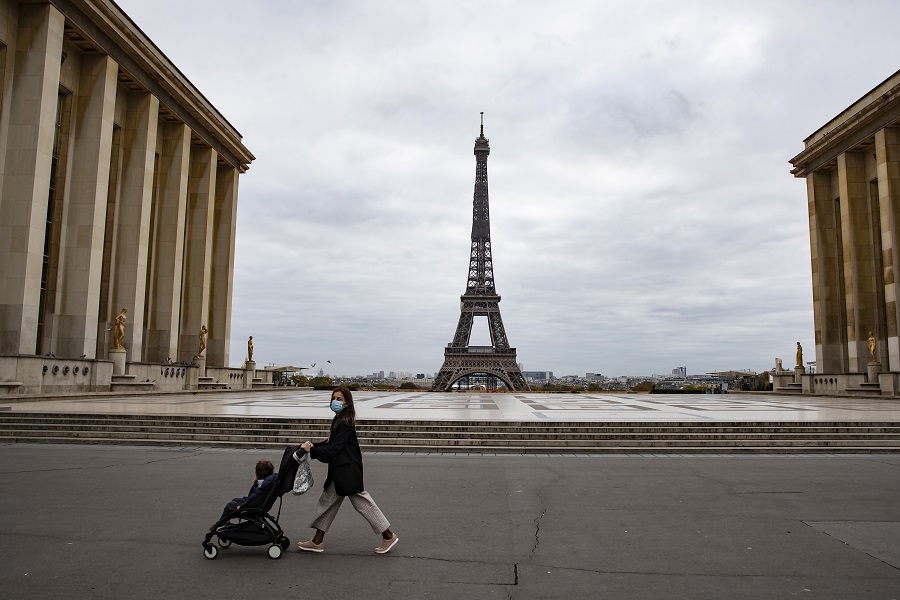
xmin=789 ymin=68 xmax=900 ymax=395
xmin=523 ymin=371 xmax=553 ymax=383
xmin=672 ymin=367 xmax=687 ymax=378
xmin=0 ymin=0 xmax=255 ymax=395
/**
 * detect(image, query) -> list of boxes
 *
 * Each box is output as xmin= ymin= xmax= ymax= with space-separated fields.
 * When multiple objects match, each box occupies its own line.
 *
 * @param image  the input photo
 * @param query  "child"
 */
xmin=220 ymin=460 xmax=277 ymax=520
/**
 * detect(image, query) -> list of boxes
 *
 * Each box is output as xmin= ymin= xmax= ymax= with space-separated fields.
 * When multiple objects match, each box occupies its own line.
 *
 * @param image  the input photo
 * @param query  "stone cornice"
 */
xmin=790 ymin=69 xmax=900 ymax=178
xmin=54 ymin=0 xmax=255 ymax=172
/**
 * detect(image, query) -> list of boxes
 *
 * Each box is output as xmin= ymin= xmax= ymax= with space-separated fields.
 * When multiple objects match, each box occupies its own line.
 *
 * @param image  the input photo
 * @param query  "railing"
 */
xmin=444 ymin=346 xmax=517 ymax=355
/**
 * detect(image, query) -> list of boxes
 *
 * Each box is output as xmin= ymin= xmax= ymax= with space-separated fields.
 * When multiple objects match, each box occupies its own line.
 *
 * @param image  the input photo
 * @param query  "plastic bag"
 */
xmin=292 ymin=451 xmax=314 ymax=495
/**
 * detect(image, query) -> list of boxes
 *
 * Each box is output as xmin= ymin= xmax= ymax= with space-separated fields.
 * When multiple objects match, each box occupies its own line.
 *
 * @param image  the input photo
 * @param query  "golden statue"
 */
xmin=198 ymin=325 xmax=208 ymax=356
xmin=795 ymin=342 xmax=803 ymax=367
xmin=868 ymin=331 xmax=877 ymax=363
xmin=247 ymin=336 xmax=254 ymax=362
xmin=112 ymin=308 xmax=127 ymax=349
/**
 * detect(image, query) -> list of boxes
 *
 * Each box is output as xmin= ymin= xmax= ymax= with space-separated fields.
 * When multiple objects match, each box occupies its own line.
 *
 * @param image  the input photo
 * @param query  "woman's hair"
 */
xmin=332 ymin=386 xmax=356 ymax=428
xmin=255 ymin=460 xmax=275 ymax=478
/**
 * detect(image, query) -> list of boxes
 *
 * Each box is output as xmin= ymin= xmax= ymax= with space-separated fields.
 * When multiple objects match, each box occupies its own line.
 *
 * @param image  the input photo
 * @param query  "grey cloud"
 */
xmin=116 ymin=0 xmax=891 ymax=376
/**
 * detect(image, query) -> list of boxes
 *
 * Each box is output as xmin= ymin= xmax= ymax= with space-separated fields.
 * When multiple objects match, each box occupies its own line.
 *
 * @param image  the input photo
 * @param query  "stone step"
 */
xmin=110 ymin=373 xmax=154 ymax=388
xmin=3 ymin=422 xmax=900 ymax=441
xmin=2 ymin=413 xmax=899 ymax=452
xmin=3 ymin=426 xmax=899 ymax=441
xmin=110 ymin=383 xmax=155 ymax=391
xmin=2 ymin=431 xmax=900 ymax=448
xmin=2 ymin=415 xmax=900 ymax=433
xmin=0 ymin=435 xmax=897 ymax=454
xmin=5 ymin=413 xmax=900 ymax=431
xmin=1 ymin=420 xmax=897 ymax=436
xmin=3 ymin=429 xmax=900 ymax=448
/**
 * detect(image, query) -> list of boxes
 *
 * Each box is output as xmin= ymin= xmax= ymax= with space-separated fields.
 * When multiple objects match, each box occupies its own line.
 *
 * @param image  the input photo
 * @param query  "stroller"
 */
xmin=202 ymin=444 xmax=304 ymax=559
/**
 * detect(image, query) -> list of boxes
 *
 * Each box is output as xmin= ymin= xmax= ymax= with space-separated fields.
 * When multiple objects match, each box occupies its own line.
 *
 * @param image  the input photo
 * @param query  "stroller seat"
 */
xmin=202 ymin=444 xmax=304 ymax=559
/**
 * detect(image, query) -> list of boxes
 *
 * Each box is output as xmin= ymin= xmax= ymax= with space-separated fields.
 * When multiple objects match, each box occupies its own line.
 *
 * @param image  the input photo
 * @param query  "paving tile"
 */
xmin=4 ymin=390 xmax=900 ymax=423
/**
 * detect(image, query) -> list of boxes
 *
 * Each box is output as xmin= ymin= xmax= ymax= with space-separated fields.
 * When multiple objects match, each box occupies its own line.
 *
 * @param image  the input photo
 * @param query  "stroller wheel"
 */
xmin=268 ymin=544 xmax=283 ymax=559
xmin=217 ymin=538 xmax=232 ymax=549
xmin=203 ymin=545 xmax=218 ymax=560
xmin=279 ymin=536 xmax=290 ymax=551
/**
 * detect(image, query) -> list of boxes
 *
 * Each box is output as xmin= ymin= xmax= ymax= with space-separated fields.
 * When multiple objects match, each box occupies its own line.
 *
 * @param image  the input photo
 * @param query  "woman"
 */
xmin=298 ymin=387 xmax=398 ymax=554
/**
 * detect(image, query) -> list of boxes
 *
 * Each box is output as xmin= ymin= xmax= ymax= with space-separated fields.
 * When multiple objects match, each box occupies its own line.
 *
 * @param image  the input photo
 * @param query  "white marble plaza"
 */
xmin=4 ymin=390 xmax=900 ymax=422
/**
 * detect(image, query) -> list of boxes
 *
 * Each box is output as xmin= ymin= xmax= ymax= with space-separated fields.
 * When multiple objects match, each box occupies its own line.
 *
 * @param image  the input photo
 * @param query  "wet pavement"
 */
xmin=4 ymin=389 xmax=900 ymax=422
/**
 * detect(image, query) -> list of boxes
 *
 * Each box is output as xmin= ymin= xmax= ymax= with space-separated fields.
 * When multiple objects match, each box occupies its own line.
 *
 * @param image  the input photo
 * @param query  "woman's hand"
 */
xmin=301 ymin=441 xmax=312 ymax=453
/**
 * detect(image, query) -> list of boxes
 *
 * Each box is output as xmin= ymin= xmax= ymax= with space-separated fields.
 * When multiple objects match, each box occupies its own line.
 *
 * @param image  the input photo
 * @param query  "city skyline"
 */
xmin=117 ymin=0 xmax=900 ymax=376
xmin=282 ymin=364 xmax=763 ymax=382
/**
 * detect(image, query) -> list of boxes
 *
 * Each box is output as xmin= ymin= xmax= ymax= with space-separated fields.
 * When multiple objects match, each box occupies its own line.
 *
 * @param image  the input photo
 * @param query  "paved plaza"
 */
xmin=2 ymin=391 xmax=900 ymax=598
xmin=4 ymin=389 xmax=900 ymax=423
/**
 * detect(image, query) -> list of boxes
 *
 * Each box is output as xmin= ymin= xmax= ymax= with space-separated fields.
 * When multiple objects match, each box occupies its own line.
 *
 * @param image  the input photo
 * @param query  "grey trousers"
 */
xmin=308 ymin=482 xmax=390 ymax=534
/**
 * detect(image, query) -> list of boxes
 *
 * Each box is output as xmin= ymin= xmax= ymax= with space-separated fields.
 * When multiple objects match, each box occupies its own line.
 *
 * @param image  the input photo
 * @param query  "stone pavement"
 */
xmin=5 ymin=388 xmax=900 ymax=423
xmin=1 ymin=443 xmax=899 ymax=599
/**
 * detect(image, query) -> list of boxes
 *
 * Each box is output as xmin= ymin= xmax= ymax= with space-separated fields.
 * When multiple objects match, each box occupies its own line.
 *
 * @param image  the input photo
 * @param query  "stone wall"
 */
xmin=0 ymin=355 xmax=274 ymax=396
xmin=0 ymin=355 xmax=113 ymax=395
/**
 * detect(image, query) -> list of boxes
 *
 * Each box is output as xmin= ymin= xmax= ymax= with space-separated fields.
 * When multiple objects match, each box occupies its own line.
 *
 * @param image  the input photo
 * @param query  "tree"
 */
xmin=308 ymin=376 xmax=333 ymax=389
xmin=399 ymin=382 xmax=419 ymax=390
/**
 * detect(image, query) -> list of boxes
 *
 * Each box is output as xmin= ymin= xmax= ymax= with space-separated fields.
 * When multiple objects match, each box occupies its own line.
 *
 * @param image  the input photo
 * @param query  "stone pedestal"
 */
xmin=793 ymin=365 xmax=804 ymax=384
xmin=109 ymin=349 xmax=126 ymax=375
xmin=196 ymin=355 xmax=206 ymax=378
xmin=243 ymin=360 xmax=256 ymax=389
xmin=867 ymin=362 xmax=881 ymax=383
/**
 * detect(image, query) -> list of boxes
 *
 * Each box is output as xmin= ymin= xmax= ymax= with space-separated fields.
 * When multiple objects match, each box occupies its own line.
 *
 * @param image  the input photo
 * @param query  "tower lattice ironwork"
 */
xmin=431 ymin=116 xmax=529 ymax=392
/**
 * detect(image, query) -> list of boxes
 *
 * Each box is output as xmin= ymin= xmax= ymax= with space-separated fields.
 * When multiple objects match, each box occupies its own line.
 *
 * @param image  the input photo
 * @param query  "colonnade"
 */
xmin=802 ymin=126 xmax=900 ymax=374
xmin=0 ymin=1 xmax=253 ymax=369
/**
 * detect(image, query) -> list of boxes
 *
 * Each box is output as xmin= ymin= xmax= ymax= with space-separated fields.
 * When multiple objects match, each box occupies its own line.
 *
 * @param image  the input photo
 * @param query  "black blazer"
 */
xmin=310 ymin=416 xmax=364 ymax=496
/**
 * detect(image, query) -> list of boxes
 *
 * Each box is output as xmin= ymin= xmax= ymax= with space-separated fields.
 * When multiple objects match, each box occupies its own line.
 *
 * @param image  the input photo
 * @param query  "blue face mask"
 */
xmin=330 ymin=399 xmax=344 ymax=413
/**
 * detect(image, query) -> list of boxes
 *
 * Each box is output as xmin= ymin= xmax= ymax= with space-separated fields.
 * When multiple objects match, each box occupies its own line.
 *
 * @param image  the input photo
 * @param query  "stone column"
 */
xmin=110 ymin=91 xmax=159 ymax=363
xmin=837 ymin=150 xmax=876 ymax=373
xmin=207 ymin=165 xmax=239 ymax=368
xmin=876 ymin=126 xmax=900 ymax=370
xmin=56 ymin=54 xmax=118 ymax=359
xmin=0 ymin=5 xmax=64 ymax=355
xmin=144 ymin=122 xmax=190 ymax=363
xmin=179 ymin=145 xmax=216 ymax=362
xmin=0 ymin=43 xmax=9 ymax=188
xmin=808 ymin=170 xmax=845 ymax=373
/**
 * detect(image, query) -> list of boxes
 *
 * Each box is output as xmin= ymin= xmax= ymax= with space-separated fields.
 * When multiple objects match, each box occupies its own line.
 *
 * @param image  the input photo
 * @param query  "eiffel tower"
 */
xmin=431 ymin=115 xmax=529 ymax=392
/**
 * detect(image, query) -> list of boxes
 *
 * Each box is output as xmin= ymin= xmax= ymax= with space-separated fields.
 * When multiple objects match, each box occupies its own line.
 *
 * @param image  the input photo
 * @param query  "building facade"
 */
xmin=788 ymin=69 xmax=900 ymax=395
xmin=0 ymin=1 xmax=255 ymax=394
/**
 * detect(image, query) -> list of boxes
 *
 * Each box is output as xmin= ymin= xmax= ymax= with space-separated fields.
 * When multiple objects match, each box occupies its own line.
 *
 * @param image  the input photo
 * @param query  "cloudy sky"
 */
xmin=119 ymin=0 xmax=900 ymax=378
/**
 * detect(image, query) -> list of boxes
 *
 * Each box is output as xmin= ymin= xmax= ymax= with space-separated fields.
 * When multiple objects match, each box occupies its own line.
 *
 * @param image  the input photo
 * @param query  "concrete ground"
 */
xmin=1 ymin=443 xmax=899 ymax=599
